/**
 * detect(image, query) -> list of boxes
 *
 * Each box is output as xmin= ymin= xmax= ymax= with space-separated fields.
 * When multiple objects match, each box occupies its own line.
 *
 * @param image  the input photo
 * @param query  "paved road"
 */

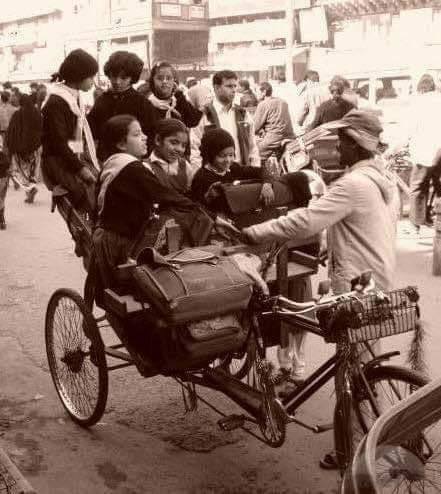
xmin=0 ymin=187 xmax=440 ymax=493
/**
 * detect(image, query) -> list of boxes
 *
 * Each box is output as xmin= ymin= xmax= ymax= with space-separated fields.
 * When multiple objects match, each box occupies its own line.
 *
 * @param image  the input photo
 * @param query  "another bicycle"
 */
xmin=341 ymin=375 xmax=441 ymax=492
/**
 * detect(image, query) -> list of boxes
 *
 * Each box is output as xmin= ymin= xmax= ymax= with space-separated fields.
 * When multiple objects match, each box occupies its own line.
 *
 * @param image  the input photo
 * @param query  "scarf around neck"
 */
xmin=148 ymin=93 xmax=181 ymax=119
xmin=45 ymin=83 xmax=99 ymax=170
xmin=97 ymin=152 xmax=137 ymax=215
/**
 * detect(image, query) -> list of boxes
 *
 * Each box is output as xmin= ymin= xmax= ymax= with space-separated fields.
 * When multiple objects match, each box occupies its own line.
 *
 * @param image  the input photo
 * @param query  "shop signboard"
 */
xmin=160 ymin=3 xmax=181 ymax=17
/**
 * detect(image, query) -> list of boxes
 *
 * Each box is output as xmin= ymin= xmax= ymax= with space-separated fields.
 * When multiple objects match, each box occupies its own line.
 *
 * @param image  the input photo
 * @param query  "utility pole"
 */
xmin=285 ymin=0 xmax=295 ymax=82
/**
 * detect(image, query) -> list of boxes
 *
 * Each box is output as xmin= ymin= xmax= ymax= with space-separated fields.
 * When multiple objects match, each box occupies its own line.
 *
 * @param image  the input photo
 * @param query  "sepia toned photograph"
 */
xmin=1 ymin=1 xmax=441 ymax=492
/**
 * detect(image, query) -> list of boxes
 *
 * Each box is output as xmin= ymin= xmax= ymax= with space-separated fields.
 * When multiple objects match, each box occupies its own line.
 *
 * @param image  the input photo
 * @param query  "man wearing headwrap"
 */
xmin=243 ymin=109 xmax=397 ymax=293
xmin=243 ymin=110 xmax=398 ymax=468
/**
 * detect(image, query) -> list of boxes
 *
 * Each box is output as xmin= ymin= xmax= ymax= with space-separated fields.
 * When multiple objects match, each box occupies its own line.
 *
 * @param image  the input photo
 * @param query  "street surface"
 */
xmin=1 ymin=187 xmax=440 ymax=493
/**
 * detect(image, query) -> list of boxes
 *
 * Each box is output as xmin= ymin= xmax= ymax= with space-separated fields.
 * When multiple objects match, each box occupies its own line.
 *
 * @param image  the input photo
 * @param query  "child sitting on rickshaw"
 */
xmin=41 ymin=49 xmax=99 ymax=214
xmin=93 ymin=114 xmax=218 ymax=290
xmin=191 ymin=128 xmax=312 ymax=215
xmin=148 ymin=118 xmax=199 ymax=195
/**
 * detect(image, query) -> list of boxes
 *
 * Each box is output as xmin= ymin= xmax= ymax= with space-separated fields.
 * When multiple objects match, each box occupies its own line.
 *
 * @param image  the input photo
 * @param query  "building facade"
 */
xmin=314 ymin=0 xmax=441 ymax=85
xmin=0 ymin=0 xmax=209 ymax=85
xmin=0 ymin=1 xmax=66 ymax=84
xmin=208 ymin=0 xmax=441 ymax=86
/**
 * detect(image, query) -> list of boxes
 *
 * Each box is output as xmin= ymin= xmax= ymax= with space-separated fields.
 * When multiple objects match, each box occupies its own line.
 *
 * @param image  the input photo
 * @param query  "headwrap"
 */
xmin=323 ymin=109 xmax=383 ymax=152
xmin=200 ymin=128 xmax=235 ymax=165
xmin=187 ymin=85 xmax=212 ymax=111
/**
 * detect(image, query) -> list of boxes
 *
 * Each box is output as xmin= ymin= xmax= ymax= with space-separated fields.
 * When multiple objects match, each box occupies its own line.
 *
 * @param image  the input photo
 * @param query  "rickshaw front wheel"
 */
xmin=45 ymin=288 xmax=108 ymax=427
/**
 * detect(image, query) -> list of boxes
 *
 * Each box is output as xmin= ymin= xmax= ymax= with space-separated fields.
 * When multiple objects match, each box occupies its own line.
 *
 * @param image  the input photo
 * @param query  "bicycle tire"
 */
xmin=336 ymin=365 xmax=429 ymax=472
xmin=356 ymin=379 xmax=441 ymax=493
xmin=45 ymin=288 xmax=108 ymax=427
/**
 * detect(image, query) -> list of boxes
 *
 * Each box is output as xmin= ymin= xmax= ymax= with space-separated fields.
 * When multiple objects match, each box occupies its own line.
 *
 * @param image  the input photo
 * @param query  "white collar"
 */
xmin=213 ymin=97 xmax=233 ymax=114
xmin=205 ymin=164 xmax=227 ymax=176
xmin=150 ymin=151 xmax=178 ymax=168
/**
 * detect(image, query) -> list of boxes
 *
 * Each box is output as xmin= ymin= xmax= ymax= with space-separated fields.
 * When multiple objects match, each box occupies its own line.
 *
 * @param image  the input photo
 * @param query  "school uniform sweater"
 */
xmin=87 ymin=87 xmax=157 ymax=160
xmin=98 ymin=158 xmax=196 ymax=239
xmin=41 ymin=94 xmax=84 ymax=173
xmin=191 ymin=163 xmax=271 ymax=213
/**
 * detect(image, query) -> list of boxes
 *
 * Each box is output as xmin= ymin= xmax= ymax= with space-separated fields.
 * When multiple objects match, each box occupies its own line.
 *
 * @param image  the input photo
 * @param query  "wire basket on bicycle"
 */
xmin=317 ymin=287 xmax=420 ymax=344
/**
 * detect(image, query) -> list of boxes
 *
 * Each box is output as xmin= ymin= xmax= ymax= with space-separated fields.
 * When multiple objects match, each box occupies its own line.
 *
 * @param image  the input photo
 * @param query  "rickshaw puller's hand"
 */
xmin=260 ymin=183 xmax=275 ymax=206
xmin=240 ymin=228 xmax=258 ymax=245
xmin=78 ymin=166 xmax=96 ymax=185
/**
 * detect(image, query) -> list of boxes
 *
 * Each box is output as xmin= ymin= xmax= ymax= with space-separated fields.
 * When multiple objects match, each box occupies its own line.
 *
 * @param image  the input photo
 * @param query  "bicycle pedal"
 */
xmin=217 ymin=414 xmax=245 ymax=431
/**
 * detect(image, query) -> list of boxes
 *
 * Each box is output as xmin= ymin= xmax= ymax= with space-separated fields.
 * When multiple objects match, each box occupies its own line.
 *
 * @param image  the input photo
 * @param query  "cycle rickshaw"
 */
xmin=44 ymin=184 xmax=429 ymax=477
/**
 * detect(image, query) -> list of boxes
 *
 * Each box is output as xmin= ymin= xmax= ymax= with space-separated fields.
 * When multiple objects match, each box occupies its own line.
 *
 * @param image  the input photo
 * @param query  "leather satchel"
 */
xmin=218 ymin=180 xmax=293 ymax=228
xmin=132 ymin=247 xmax=253 ymax=324
xmin=219 ymin=180 xmax=294 ymax=215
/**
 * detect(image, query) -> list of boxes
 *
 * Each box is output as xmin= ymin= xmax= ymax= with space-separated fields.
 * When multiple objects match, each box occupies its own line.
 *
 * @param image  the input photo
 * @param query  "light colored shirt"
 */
xmin=190 ymin=97 xmax=260 ymax=169
xmin=149 ymin=151 xmax=198 ymax=188
xmin=245 ymin=159 xmax=397 ymax=294
xmin=407 ymin=92 xmax=441 ymax=166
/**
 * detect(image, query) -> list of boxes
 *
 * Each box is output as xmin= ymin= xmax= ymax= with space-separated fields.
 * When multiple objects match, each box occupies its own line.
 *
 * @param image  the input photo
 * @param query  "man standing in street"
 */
xmin=310 ymin=76 xmax=355 ymax=129
xmin=297 ymin=70 xmax=330 ymax=132
xmin=190 ymin=70 xmax=260 ymax=168
xmin=242 ymin=111 xmax=398 ymax=453
xmin=254 ymin=82 xmax=295 ymax=161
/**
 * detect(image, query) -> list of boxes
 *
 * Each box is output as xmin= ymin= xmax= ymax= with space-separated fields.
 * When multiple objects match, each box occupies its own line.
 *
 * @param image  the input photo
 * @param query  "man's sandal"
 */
xmin=319 ymin=452 xmax=339 ymax=470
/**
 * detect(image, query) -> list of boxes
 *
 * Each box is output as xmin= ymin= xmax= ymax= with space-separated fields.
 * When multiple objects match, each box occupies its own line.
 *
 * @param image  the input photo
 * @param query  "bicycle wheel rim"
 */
xmin=355 ymin=366 xmax=429 ymax=437
xmin=45 ymin=289 xmax=108 ymax=426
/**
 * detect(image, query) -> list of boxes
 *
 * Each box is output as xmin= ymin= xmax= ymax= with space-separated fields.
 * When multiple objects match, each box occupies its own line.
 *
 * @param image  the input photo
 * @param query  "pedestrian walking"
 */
xmin=5 ymin=94 xmax=42 ymax=203
xmin=406 ymin=74 xmax=441 ymax=235
xmin=0 ymin=136 xmax=9 ymax=229
xmin=0 ymin=90 xmax=18 ymax=189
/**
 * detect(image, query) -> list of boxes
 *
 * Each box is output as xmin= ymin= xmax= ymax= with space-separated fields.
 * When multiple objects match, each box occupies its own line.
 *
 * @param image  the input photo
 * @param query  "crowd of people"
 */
xmin=3 ymin=47 xmax=438 ymax=470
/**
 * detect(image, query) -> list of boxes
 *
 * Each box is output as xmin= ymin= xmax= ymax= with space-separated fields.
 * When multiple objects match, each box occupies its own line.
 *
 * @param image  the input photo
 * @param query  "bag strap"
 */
xmin=166 ymin=248 xmax=218 ymax=265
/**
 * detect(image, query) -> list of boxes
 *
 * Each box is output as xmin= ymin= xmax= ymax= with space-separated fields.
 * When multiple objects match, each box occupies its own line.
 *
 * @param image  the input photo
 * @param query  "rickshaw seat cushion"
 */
xmin=132 ymin=247 xmax=253 ymax=325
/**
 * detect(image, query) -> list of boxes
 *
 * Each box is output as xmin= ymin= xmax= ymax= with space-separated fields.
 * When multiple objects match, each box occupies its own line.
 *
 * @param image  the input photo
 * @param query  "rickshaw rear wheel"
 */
xmin=45 ymin=288 xmax=108 ymax=427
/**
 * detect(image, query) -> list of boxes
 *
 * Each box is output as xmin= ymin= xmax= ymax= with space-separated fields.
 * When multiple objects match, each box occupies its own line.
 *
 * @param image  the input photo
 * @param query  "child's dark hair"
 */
xmin=104 ymin=51 xmax=144 ymax=84
xmin=100 ymin=114 xmax=137 ymax=161
xmin=154 ymin=118 xmax=188 ymax=143
xmin=53 ymin=49 xmax=98 ymax=84
xmin=149 ymin=62 xmax=177 ymax=96
xmin=200 ymin=128 xmax=235 ymax=166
